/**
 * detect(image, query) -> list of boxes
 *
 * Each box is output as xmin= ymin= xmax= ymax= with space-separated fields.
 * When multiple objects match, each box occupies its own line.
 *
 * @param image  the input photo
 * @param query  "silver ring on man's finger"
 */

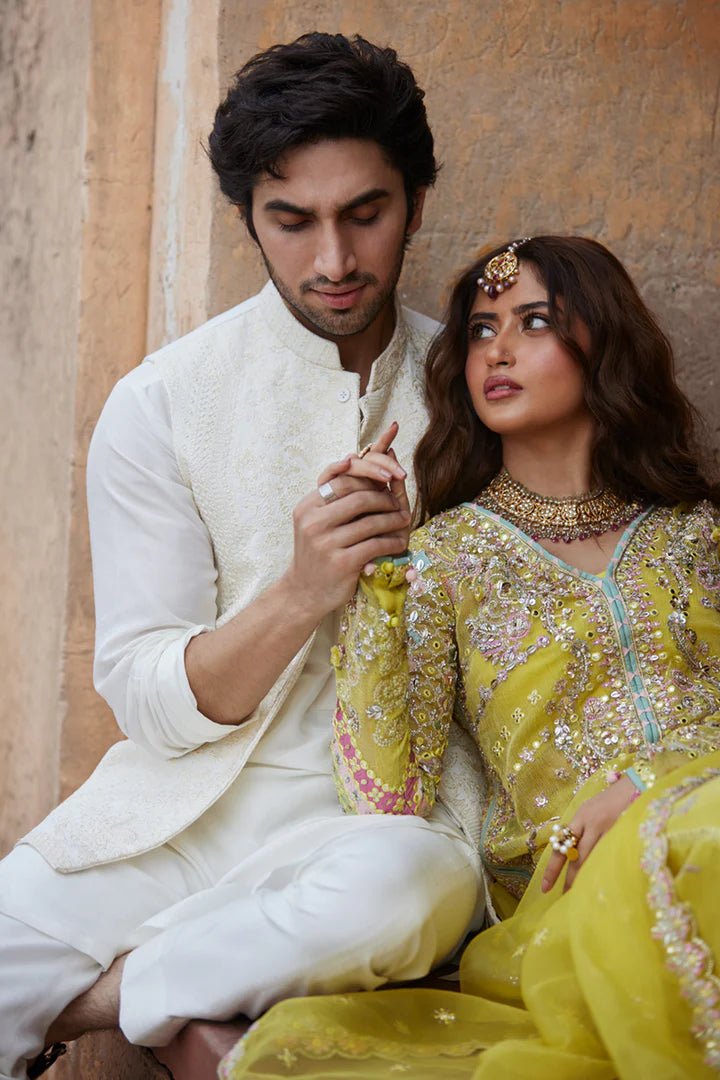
xmin=318 ymin=482 xmax=338 ymax=505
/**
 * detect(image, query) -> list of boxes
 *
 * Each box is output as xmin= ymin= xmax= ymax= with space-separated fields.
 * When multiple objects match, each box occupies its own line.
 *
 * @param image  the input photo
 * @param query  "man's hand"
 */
xmin=282 ymin=422 xmax=411 ymax=619
xmin=186 ymin=423 xmax=411 ymax=726
xmin=541 ymin=774 xmax=638 ymax=893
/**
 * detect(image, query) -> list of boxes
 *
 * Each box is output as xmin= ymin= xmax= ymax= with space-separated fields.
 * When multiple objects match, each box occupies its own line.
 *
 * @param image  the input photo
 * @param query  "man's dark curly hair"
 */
xmin=208 ymin=32 xmax=438 ymax=240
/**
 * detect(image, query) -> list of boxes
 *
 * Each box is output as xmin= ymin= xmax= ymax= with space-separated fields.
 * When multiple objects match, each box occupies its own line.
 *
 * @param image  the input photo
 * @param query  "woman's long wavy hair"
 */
xmin=414 ymin=235 xmax=718 ymax=524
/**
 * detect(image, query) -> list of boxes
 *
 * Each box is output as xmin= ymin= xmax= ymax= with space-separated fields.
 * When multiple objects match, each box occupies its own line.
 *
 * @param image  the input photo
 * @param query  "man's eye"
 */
xmin=350 ymin=212 xmax=380 ymax=226
xmin=278 ymin=220 xmax=309 ymax=232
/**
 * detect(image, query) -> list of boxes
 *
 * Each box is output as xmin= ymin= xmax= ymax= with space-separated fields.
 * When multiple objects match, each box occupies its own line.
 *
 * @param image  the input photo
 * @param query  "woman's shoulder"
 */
xmin=648 ymin=498 xmax=719 ymax=524
xmin=645 ymin=499 xmax=720 ymax=546
xmin=409 ymin=502 xmax=485 ymax=570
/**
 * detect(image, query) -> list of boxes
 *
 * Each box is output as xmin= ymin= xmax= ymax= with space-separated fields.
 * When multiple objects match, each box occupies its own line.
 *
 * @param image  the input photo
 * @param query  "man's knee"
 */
xmin=282 ymin=822 xmax=481 ymax=967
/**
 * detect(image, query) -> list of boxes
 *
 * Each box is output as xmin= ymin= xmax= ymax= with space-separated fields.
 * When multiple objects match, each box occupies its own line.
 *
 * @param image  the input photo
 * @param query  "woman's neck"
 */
xmin=501 ymin=423 xmax=596 ymax=498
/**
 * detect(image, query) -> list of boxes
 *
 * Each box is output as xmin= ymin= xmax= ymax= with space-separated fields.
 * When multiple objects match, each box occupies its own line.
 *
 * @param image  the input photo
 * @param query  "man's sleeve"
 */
xmin=87 ymin=363 xmax=240 ymax=758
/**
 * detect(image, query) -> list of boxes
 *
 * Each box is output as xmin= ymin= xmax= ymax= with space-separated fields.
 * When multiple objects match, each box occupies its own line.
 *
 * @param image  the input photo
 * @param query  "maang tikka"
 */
xmin=478 ymin=237 xmax=532 ymax=299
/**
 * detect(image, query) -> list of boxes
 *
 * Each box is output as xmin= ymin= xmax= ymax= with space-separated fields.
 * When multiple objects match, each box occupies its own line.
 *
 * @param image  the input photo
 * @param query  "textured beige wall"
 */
xmin=146 ymin=0 xmax=221 ymax=353
xmin=0 ymin=0 xmax=90 ymax=849
xmin=59 ymin=0 xmax=163 ymax=801
xmin=2 ymin=1 xmax=719 ymax=849
xmin=213 ymin=0 xmax=720 ymax=433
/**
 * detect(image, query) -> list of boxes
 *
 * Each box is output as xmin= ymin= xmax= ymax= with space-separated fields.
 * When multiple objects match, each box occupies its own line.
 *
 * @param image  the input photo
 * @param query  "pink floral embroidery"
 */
xmin=332 ymin=708 xmax=430 ymax=815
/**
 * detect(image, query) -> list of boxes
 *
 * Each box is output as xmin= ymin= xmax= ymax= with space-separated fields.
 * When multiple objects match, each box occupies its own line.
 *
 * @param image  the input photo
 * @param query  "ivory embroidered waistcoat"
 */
xmin=24 ymin=283 xmax=484 ymax=872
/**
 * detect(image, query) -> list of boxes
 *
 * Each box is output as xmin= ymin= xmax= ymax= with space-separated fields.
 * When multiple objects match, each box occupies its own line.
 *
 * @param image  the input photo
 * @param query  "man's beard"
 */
xmin=259 ymin=245 xmax=406 ymax=340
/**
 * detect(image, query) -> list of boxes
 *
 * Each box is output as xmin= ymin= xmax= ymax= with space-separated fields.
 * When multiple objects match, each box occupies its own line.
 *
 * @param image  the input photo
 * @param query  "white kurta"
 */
xmin=22 ymin=283 xmax=490 ymax=872
xmin=0 ymin=298 xmax=484 ymax=1076
xmin=4 ymin=357 xmax=471 ymax=927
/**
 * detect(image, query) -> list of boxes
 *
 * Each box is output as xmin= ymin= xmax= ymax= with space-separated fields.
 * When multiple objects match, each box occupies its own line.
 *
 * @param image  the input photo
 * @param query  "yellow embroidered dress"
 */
xmin=221 ymin=502 xmax=720 ymax=1079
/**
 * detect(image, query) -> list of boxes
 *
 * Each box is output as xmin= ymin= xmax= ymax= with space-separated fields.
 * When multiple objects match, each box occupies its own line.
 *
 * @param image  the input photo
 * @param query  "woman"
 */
xmin=221 ymin=237 xmax=720 ymax=1078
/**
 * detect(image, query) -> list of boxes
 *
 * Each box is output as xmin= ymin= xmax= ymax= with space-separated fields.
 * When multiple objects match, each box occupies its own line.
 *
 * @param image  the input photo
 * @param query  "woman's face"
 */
xmin=465 ymin=261 xmax=592 ymax=439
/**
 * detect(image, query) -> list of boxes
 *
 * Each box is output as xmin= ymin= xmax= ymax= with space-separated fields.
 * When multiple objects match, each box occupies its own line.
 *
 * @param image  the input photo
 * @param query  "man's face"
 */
xmin=249 ymin=139 xmax=425 ymax=339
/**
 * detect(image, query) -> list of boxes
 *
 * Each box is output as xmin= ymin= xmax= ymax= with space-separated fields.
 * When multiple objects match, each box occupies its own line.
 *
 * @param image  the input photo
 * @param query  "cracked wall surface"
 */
xmin=0 ymin=0 xmax=90 ymax=845
xmin=1 ymin=1 xmax=719 ymax=854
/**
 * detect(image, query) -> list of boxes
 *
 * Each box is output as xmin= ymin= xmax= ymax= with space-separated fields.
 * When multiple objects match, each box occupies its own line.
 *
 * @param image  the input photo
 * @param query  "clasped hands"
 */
xmin=285 ymin=422 xmax=411 ymax=618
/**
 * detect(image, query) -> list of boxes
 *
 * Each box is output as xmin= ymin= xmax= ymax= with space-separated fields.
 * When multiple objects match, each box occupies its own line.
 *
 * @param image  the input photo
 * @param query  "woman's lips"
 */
xmin=484 ymin=377 xmax=522 ymax=400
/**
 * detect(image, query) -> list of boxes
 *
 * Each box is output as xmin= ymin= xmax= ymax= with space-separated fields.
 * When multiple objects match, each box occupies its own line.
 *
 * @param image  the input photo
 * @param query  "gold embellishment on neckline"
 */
xmin=477 ymin=469 xmax=645 ymax=544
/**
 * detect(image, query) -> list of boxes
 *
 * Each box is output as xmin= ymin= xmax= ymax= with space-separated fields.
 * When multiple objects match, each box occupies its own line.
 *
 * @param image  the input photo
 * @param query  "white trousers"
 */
xmin=0 ymin=813 xmax=482 ymax=1080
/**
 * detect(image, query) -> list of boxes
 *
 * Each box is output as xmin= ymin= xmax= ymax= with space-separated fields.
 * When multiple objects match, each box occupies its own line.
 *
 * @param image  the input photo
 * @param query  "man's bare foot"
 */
xmin=27 ymin=1043 xmax=68 ymax=1079
xmin=44 ymin=954 xmax=126 ymax=1044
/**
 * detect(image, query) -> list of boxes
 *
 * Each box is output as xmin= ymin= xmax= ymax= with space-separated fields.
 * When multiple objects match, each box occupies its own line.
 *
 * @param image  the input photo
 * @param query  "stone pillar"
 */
xmin=60 ymin=0 xmax=164 ymax=800
xmin=146 ymin=0 xmax=223 ymax=353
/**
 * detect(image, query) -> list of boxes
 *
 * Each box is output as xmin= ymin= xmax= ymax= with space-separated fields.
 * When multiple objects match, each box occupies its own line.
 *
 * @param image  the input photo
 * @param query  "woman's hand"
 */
xmin=542 ymin=774 xmax=638 ymax=893
xmin=318 ymin=421 xmax=409 ymax=502
xmin=316 ymin=421 xmax=412 ymax=565
xmin=283 ymin=424 xmax=411 ymax=620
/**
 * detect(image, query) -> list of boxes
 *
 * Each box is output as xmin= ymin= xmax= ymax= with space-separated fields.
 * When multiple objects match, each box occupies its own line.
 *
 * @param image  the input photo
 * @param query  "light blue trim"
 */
xmin=625 ymin=766 xmax=647 ymax=793
xmin=461 ymin=502 xmax=661 ymax=746
xmin=461 ymin=502 xmax=654 ymax=584
xmin=600 ymin=573 xmax=660 ymax=744
xmin=411 ymin=549 xmax=431 ymax=574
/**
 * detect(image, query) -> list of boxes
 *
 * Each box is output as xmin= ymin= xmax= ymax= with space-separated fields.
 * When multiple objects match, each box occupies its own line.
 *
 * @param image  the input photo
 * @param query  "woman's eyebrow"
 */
xmin=513 ymin=300 xmax=549 ymax=314
xmin=468 ymin=300 xmax=550 ymax=324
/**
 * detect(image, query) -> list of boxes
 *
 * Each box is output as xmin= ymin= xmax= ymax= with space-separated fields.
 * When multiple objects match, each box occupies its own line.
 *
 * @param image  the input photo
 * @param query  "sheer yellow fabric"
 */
xmin=331 ymin=503 xmax=720 ymax=902
xmin=220 ymin=502 xmax=720 ymax=1078
xmin=220 ymin=755 xmax=720 ymax=1078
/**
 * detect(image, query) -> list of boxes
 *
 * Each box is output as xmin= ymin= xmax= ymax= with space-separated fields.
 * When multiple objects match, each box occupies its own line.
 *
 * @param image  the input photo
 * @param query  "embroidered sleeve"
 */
xmin=331 ymin=552 xmax=458 ymax=816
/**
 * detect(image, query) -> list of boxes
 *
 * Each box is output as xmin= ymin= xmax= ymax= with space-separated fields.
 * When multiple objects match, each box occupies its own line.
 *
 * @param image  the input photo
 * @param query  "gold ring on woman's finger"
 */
xmin=357 ymin=443 xmax=374 ymax=459
xmin=550 ymin=823 xmax=580 ymax=862
xmin=318 ymin=482 xmax=338 ymax=505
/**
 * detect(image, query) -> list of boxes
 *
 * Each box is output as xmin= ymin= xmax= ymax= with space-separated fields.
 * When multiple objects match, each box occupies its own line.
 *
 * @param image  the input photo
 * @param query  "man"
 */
xmin=0 ymin=33 xmax=485 ymax=1079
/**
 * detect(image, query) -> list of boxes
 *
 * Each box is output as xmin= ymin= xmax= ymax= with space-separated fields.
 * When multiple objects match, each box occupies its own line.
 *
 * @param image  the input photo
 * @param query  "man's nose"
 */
xmin=313 ymin=227 xmax=358 ymax=282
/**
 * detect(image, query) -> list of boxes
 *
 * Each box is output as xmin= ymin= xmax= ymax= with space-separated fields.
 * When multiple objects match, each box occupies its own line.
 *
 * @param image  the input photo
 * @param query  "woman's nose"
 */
xmin=486 ymin=336 xmax=515 ymax=367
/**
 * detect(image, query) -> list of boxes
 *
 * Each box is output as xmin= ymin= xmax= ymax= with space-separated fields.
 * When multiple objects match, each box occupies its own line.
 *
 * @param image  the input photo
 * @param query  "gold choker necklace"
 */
xmin=478 ymin=469 xmax=644 ymax=543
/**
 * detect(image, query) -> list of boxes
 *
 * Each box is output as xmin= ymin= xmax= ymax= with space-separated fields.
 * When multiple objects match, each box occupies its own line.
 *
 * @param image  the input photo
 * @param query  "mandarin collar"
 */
xmin=257 ymin=280 xmax=410 ymax=390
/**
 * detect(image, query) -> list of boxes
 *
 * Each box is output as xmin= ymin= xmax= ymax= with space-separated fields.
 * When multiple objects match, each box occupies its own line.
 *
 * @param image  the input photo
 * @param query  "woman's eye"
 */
xmin=525 ymin=313 xmax=550 ymax=330
xmin=469 ymin=323 xmax=494 ymax=341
